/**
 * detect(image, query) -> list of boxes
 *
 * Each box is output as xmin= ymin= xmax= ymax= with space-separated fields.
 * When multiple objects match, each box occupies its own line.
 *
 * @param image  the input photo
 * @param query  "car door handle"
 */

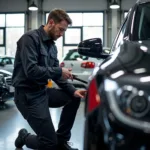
xmin=71 ymin=63 xmax=74 ymax=67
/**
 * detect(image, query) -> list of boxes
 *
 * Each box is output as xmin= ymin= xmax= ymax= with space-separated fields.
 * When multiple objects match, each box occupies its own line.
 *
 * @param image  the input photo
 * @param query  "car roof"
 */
xmin=137 ymin=0 xmax=150 ymax=4
xmin=0 ymin=56 xmax=14 ymax=58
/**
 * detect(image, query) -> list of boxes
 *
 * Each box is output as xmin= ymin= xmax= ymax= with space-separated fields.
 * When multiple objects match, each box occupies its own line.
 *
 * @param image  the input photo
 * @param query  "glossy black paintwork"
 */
xmin=93 ymin=1 xmax=150 ymax=139
xmin=78 ymin=38 xmax=110 ymax=59
xmin=98 ymin=41 xmax=150 ymax=75
xmin=82 ymin=1 xmax=150 ymax=150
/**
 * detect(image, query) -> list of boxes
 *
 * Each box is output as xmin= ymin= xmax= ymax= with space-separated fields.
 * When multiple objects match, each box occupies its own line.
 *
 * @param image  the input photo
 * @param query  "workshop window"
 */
xmin=0 ymin=13 xmax=25 ymax=56
xmin=46 ymin=12 xmax=104 ymax=58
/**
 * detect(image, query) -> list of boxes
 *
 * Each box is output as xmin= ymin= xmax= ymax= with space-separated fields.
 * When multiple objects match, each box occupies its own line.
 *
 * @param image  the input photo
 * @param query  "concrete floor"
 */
xmin=0 ymin=99 xmax=85 ymax=150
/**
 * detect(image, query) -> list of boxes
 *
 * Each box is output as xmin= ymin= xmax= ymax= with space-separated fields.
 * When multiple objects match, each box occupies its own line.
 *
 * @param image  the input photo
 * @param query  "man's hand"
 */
xmin=74 ymin=89 xmax=87 ymax=98
xmin=62 ymin=68 xmax=73 ymax=80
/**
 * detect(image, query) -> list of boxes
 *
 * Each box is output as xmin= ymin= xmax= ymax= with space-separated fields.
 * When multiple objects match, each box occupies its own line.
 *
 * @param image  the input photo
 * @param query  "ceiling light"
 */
xmin=110 ymin=0 xmax=120 ymax=9
xmin=28 ymin=1 xmax=38 ymax=11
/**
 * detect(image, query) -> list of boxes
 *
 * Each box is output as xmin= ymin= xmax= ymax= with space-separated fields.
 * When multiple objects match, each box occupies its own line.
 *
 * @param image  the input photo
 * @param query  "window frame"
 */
xmin=0 ymin=27 xmax=5 ymax=46
xmin=0 ymin=12 xmax=25 ymax=55
xmin=45 ymin=11 xmax=104 ymax=56
xmin=65 ymin=11 xmax=104 ymax=47
xmin=63 ymin=26 xmax=83 ymax=46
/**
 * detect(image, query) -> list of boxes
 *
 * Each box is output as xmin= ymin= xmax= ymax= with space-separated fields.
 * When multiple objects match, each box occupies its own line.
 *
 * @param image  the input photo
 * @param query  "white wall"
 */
xmin=0 ymin=0 xmax=140 ymax=12
xmin=43 ymin=0 xmax=107 ymax=11
xmin=121 ymin=0 xmax=137 ymax=10
xmin=0 ymin=0 xmax=107 ymax=12
xmin=0 ymin=0 xmax=27 ymax=12
xmin=0 ymin=0 xmax=138 ymax=13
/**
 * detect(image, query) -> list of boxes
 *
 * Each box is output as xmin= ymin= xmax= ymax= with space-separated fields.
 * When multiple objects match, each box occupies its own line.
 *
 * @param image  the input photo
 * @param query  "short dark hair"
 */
xmin=47 ymin=8 xmax=72 ymax=25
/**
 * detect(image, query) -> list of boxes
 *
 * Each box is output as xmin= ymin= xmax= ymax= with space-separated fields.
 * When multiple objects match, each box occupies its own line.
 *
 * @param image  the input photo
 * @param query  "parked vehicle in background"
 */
xmin=0 ymin=69 xmax=14 ymax=104
xmin=78 ymin=0 xmax=150 ymax=150
xmin=59 ymin=49 xmax=104 ymax=88
xmin=0 ymin=56 xmax=14 ymax=73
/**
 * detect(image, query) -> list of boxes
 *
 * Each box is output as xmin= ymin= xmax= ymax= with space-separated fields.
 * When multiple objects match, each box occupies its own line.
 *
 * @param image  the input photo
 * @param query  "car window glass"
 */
xmin=133 ymin=3 xmax=150 ymax=40
xmin=64 ymin=50 xmax=88 ymax=61
xmin=2 ymin=58 xmax=11 ymax=64
xmin=111 ymin=19 xmax=127 ymax=51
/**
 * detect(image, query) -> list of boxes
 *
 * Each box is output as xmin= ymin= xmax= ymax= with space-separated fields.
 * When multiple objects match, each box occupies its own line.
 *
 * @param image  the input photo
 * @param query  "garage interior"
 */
xmin=0 ymin=0 xmax=137 ymax=150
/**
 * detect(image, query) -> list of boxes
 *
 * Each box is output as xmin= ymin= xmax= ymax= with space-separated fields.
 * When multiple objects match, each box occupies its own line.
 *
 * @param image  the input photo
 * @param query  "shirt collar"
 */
xmin=39 ymin=25 xmax=54 ymax=43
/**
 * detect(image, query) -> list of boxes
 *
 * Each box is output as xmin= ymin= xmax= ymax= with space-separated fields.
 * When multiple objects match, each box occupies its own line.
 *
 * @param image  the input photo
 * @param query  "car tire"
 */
xmin=83 ymin=108 xmax=108 ymax=150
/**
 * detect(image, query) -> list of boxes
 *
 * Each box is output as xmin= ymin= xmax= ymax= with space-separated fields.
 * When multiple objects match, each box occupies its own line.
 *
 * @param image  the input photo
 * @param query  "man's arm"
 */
xmin=54 ymin=77 xmax=76 ymax=95
xmin=53 ymin=52 xmax=76 ymax=95
xmin=20 ymin=34 xmax=62 ymax=81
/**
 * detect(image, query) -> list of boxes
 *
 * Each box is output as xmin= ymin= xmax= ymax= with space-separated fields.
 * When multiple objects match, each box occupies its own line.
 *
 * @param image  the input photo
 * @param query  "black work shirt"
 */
xmin=12 ymin=25 xmax=76 ymax=95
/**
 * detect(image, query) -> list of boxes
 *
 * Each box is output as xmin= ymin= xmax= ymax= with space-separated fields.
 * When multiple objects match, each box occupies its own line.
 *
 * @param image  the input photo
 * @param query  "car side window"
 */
xmin=2 ymin=58 xmax=11 ymax=64
xmin=133 ymin=3 xmax=150 ymax=41
xmin=65 ymin=51 xmax=88 ymax=61
xmin=111 ymin=19 xmax=127 ymax=51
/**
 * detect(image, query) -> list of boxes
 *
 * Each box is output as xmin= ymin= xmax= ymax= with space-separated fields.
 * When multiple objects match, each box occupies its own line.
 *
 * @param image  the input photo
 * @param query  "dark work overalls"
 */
xmin=12 ymin=25 xmax=80 ymax=150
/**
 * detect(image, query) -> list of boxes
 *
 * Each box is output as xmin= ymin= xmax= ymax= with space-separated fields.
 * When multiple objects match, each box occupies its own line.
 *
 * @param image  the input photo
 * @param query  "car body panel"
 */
xmin=80 ymin=1 xmax=150 ymax=150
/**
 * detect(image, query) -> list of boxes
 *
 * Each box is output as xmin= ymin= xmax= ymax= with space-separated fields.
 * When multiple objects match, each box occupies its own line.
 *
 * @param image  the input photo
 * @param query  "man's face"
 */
xmin=48 ymin=19 xmax=68 ymax=40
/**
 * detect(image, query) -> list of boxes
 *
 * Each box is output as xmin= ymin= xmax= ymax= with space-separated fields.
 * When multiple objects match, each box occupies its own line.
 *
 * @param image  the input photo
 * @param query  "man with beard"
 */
xmin=12 ymin=8 xmax=86 ymax=150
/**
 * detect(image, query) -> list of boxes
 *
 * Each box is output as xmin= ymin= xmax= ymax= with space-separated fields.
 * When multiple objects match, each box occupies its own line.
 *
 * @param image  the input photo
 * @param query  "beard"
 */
xmin=48 ymin=27 xmax=58 ymax=41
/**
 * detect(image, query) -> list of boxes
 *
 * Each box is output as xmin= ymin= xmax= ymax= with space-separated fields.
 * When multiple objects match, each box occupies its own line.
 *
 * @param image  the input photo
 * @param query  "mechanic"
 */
xmin=12 ymin=8 xmax=86 ymax=150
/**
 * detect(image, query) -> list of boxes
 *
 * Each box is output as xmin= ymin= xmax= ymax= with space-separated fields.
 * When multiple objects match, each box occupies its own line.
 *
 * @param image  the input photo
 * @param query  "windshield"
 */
xmin=133 ymin=2 xmax=150 ymax=40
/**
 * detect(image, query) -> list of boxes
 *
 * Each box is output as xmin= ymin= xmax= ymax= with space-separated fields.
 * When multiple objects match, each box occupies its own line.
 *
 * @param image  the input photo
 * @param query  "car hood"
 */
xmin=139 ymin=40 xmax=150 ymax=50
xmin=99 ymin=40 xmax=150 ymax=75
xmin=0 ymin=69 xmax=12 ymax=77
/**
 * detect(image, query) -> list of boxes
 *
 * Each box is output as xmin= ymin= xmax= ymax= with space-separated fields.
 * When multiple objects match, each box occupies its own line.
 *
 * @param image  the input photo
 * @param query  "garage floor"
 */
xmin=0 ymin=99 xmax=85 ymax=150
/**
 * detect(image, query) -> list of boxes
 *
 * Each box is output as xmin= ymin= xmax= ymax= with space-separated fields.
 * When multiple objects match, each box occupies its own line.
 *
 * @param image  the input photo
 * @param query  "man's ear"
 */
xmin=48 ymin=19 xmax=55 ymax=26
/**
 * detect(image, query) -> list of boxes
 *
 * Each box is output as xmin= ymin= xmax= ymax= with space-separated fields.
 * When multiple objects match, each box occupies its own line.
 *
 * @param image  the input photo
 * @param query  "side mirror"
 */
xmin=78 ymin=38 xmax=110 ymax=59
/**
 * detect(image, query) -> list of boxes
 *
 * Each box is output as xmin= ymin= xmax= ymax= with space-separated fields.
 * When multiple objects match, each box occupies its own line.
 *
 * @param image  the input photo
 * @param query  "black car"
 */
xmin=78 ymin=0 xmax=150 ymax=150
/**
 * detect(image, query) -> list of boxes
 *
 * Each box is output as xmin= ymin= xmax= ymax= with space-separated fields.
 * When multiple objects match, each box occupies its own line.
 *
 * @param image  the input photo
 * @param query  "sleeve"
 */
xmin=19 ymin=35 xmax=62 ymax=81
xmin=54 ymin=77 xmax=77 ymax=96
xmin=52 ymin=46 xmax=76 ymax=95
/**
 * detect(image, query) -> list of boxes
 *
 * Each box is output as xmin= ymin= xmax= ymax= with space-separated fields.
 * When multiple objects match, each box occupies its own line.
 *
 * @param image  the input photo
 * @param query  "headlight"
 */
xmin=117 ymin=85 xmax=150 ymax=118
xmin=104 ymin=79 xmax=150 ymax=133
